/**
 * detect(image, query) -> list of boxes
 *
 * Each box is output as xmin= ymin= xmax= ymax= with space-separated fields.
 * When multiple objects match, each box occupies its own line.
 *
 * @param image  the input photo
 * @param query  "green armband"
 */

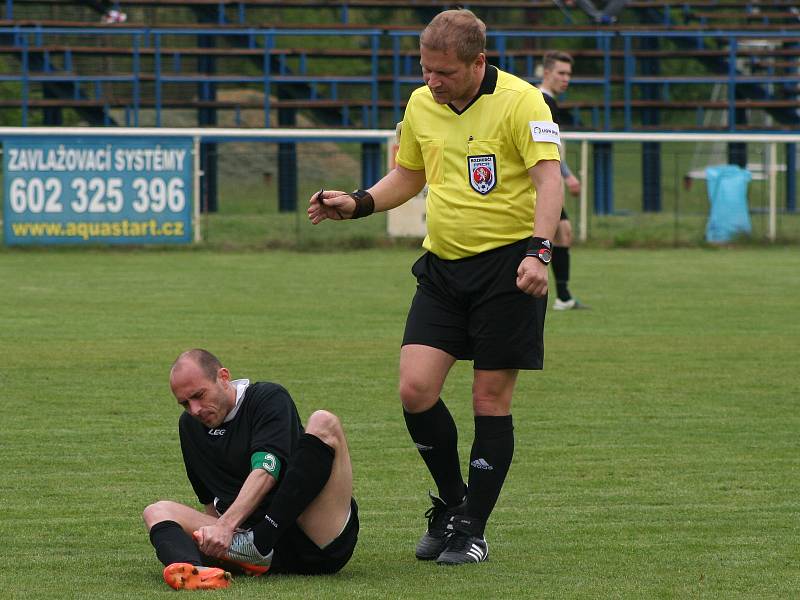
xmin=251 ymin=451 xmax=282 ymax=479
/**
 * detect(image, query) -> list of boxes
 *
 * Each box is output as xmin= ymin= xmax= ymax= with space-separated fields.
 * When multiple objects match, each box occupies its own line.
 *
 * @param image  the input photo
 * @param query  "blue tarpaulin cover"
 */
xmin=705 ymin=164 xmax=752 ymax=243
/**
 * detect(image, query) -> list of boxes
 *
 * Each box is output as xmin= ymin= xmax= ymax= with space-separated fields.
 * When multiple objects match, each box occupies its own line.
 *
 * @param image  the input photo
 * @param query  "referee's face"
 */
xmin=170 ymin=361 xmax=235 ymax=428
xmin=420 ymin=46 xmax=484 ymax=109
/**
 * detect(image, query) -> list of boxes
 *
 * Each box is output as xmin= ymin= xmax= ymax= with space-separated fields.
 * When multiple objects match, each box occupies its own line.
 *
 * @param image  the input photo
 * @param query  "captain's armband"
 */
xmin=251 ymin=451 xmax=282 ymax=479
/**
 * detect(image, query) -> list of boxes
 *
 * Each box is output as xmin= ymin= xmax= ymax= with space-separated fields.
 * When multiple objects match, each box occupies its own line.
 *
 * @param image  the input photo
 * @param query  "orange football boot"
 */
xmin=162 ymin=562 xmax=232 ymax=590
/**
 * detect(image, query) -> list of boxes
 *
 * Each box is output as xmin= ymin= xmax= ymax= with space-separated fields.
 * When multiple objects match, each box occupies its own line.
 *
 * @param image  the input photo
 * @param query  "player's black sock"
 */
xmin=149 ymin=520 xmax=204 ymax=567
xmin=404 ymin=398 xmax=466 ymax=507
xmin=251 ymin=432 xmax=335 ymax=555
xmin=552 ymin=245 xmax=571 ymax=301
xmin=465 ymin=415 xmax=514 ymax=533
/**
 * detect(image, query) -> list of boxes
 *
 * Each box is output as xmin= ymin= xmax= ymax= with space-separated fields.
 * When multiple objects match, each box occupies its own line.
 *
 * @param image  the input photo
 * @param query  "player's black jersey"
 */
xmin=178 ymin=381 xmax=303 ymax=518
xmin=541 ymin=91 xmax=561 ymax=126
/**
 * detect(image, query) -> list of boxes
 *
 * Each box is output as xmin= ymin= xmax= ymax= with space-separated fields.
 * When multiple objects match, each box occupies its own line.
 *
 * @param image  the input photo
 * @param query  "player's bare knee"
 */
xmin=555 ymin=220 xmax=573 ymax=246
xmin=305 ymin=409 xmax=343 ymax=448
xmin=142 ymin=500 xmax=173 ymax=528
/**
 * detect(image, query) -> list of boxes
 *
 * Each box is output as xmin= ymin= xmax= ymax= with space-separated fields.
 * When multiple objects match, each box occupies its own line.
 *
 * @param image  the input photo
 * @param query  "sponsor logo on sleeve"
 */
xmin=529 ymin=121 xmax=561 ymax=144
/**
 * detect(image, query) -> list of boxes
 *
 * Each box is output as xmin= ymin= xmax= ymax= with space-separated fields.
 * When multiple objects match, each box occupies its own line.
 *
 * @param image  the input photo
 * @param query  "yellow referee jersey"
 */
xmin=396 ymin=66 xmax=560 ymax=260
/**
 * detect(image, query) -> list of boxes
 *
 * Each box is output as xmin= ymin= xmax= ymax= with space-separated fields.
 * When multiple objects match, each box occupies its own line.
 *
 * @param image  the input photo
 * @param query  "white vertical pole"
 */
xmin=193 ymin=136 xmax=201 ymax=243
xmin=386 ymin=132 xmax=395 ymax=173
xmin=579 ymin=139 xmax=589 ymax=242
xmin=768 ymin=142 xmax=777 ymax=242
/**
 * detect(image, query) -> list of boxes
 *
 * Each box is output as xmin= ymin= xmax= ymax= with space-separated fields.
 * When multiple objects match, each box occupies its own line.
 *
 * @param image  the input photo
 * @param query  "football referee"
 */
xmin=142 ymin=349 xmax=358 ymax=590
xmin=308 ymin=9 xmax=563 ymax=565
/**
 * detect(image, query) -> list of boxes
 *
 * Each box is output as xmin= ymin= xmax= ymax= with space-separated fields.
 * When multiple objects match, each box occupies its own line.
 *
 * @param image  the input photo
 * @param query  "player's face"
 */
xmin=170 ymin=362 xmax=234 ymax=428
xmin=543 ymin=60 xmax=572 ymax=95
xmin=420 ymin=46 xmax=485 ymax=109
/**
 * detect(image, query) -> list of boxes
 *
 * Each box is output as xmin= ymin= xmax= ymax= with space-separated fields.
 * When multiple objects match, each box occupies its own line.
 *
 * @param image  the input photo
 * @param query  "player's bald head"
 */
xmin=171 ymin=348 xmax=222 ymax=382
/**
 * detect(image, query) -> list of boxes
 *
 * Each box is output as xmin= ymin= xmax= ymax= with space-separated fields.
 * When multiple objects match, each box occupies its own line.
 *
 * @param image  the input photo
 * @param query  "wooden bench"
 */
xmin=8 ymin=0 xmax=558 ymax=9
xmin=689 ymin=10 xmax=800 ymax=23
xmin=627 ymin=0 xmax=797 ymax=4
xmin=0 ymin=96 xmax=396 ymax=109
xmin=3 ymin=0 xmax=565 ymax=27
xmin=7 ymin=42 xmax=797 ymax=64
xmin=4 ymin=96 xmax=797 ymax=111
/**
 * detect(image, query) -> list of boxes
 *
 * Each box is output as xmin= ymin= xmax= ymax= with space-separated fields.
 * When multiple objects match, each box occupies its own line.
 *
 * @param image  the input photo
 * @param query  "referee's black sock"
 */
xmin=149 ymin=520 xmax=204 ymax=567
xmin=465 ymin=415 xmax=514 ymax=534
xmin=251 ymin=433 xmax=335 ymax=555
xmin=552 ymin=245 xmax=571 ymax=301
xmin=403 ymin=398 xmax=466 ymax=507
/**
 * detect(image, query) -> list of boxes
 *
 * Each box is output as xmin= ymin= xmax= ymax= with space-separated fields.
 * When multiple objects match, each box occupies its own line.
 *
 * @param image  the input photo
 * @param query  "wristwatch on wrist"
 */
xmin=526 ymin=237 xmax=552 ymax=265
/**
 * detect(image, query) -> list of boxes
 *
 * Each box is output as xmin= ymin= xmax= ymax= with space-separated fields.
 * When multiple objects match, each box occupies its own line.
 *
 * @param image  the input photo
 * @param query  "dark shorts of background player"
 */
xmin=560 ymin=208 xmax=568 ymax=220
xmin=402 ymin=237 xmax=547 ymax=370
xmin=269 ymin=497 xmax=359 ymax=575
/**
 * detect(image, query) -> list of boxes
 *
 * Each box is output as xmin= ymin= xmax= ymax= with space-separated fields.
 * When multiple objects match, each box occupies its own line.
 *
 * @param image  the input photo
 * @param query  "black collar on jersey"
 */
xmin=447 ymin=64 xmax=498 ymax=115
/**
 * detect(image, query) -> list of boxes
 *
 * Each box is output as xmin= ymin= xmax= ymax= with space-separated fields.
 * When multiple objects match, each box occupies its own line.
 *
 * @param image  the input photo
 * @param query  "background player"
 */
xmin=539 ymin=50 xmax=590 ymax=311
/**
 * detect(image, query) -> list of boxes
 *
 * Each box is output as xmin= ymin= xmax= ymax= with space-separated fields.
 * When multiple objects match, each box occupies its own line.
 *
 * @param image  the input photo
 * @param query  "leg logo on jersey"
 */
xmin=467 ymin=154 xmax=497 ymax=195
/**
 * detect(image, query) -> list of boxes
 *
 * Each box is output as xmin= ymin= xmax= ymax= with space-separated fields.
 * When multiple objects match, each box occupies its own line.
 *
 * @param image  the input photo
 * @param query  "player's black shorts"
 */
xmin=402 ymin=237 xmax=547 ymax=370
xmin=269 ymin=497 xmax=359 ymax=575
xmin=560 ymin=208 xmax=568 ymax=220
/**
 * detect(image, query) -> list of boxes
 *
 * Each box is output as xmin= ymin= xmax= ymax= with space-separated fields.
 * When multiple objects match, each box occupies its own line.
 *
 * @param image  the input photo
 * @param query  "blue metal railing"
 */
xmin=620 ymin=30 xmax=800 ymax=132
xmin=1 ymin=26 xmax=799 ymax=131
xmin=388 ymin=30 xmax=616 ymax=128
xmin=0 ymin=26 xmax=384 ymax=127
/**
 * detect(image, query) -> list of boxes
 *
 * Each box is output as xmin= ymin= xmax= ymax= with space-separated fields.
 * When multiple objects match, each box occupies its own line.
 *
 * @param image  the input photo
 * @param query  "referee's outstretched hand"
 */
xmin=308 ymin=189 xmax=356 ymax=224
xmin=516 ymin=256 xmax=549 ymax=297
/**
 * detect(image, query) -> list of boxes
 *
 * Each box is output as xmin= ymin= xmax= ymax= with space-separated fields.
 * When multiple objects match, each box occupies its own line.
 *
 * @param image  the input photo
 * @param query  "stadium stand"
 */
xmin=1 ymin=1 xmax=798 ymax=131
xmin=0 ymin=0 xmax=798 ymax=212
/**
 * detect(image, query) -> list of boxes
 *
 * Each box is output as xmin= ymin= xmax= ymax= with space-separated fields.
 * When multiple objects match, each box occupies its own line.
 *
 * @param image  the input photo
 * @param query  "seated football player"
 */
xmin=142 ymin=348 xmax=358 ymax=590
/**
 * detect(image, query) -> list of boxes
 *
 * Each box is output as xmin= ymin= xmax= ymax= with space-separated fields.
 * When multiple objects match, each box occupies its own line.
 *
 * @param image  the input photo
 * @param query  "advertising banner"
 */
xmin=3 ymin=136 xmax=193 ymax=245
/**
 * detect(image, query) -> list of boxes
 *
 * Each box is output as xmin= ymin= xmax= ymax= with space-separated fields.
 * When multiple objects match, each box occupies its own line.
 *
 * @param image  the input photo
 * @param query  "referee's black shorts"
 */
xmin=402 ymin=237 xmax=547 ymax=370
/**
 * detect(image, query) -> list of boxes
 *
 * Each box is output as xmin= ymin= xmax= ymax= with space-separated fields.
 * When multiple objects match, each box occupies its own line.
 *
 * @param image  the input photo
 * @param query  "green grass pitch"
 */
xmin=1 ymin=246 xmax=798 ymax=599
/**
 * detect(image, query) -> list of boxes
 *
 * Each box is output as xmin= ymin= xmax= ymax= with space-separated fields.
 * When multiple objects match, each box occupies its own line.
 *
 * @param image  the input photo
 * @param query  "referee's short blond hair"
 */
xmin=420 ymin=9 xmax=486 ymax=64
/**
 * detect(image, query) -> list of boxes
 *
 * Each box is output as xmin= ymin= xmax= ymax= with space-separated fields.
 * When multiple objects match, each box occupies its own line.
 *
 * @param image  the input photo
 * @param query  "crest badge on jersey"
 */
xmin=467 ymin=154 xmax=497 ymax=195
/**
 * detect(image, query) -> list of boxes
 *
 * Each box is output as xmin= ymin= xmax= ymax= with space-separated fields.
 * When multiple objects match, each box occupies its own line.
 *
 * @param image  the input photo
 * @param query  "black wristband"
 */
xmin=525 ymin=236 xmax=553 ymax=264
xmin=526 ymin=236 xmax=551 ymax=255
xmin=349 ymin=189 xmax=375 ymax=219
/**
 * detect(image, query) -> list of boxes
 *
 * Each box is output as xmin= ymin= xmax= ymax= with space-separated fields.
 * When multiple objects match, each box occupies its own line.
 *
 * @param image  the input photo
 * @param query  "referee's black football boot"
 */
xmin=415 ymin=492 xmax=466 ymax=560
xmin=435 ymin=515 xmax=489 ymax=565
